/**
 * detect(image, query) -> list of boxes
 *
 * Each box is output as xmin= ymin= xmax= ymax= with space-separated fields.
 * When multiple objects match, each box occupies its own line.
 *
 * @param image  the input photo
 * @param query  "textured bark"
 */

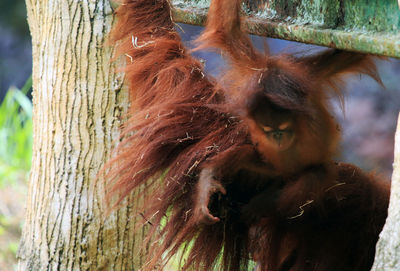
xmin=18 ymin=0 xmax=144 ymax=270
xmin=371 ymin=113 xmax=400 ymax=271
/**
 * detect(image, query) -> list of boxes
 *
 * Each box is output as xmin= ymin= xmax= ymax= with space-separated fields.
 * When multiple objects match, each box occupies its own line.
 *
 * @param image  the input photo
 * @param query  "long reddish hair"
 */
xmin=105 ymin=0 xmax=386 ymax=270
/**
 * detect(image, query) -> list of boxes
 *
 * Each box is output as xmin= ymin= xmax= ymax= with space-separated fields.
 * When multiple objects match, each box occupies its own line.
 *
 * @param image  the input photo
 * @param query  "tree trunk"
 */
xmin=18 ymin=0 xmax=144 ymax=269
xmin=371 ymin=113 xmax=400 ymax=271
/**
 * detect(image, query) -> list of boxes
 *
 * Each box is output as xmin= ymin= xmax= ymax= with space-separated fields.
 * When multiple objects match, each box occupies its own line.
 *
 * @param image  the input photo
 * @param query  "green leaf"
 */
xmin=0 ymin=77 xmax=32 ymax=186
xmin=20 ymin=75 xmax=32 ymax=95
xmin=12 ymin=89 xmax=32 ymax=118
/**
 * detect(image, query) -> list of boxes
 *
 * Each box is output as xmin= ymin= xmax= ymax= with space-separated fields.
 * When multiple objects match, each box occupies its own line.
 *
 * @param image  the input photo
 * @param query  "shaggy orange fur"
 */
xmin=105 ymin=0 xmax=390 ymax=270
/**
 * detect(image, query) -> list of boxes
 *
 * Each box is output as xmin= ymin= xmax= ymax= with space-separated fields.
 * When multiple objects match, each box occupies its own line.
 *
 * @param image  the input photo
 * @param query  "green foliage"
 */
xmin=0 ymin=77 xmax=32 ymax=187
xmin=167 ymin=240 xmax=257 ymax=270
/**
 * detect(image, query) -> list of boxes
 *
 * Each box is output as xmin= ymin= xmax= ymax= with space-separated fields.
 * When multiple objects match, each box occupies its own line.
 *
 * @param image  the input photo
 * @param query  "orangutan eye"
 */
xmin=260 ymin=123 xmax=294 ymax=149
xmin=260 ymin=122 xmax=292 ymax=133
xmin=278 ymin=122 xmax=291 ymax=130
xmin=261 ymin=125 xmax=273 ymax=133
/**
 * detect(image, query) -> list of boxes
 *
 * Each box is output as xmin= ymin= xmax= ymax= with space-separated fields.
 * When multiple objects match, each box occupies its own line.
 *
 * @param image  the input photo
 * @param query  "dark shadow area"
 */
xmin=0 ymin=0 xmax=32 ymax=100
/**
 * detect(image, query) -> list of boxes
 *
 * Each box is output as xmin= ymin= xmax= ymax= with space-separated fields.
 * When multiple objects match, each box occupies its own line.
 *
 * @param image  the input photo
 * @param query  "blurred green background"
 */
xmin=0 ymin=1 xmax=32 ymax=270
xmin=0 ymin=1 xmax=399 ymax=271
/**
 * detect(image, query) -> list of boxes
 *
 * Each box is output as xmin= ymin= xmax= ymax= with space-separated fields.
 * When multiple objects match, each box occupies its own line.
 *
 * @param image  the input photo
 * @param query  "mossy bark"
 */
xmin=171 ymin=0 xmax=400 ymax=58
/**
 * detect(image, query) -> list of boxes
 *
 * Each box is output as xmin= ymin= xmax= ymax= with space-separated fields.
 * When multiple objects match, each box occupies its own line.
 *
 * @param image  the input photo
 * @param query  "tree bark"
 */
xmin=371 ymin=113 xmax=400 ymax=271
xmin=18 ymin=0 xmax=144 ymax=270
